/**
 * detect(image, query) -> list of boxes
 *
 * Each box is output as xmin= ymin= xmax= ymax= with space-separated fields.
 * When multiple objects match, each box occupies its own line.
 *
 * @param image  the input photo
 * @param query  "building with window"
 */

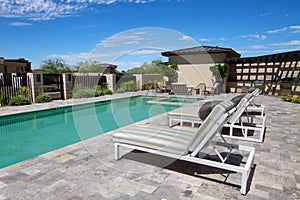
xmin=0 ymin=57 xmax=31 ymax=74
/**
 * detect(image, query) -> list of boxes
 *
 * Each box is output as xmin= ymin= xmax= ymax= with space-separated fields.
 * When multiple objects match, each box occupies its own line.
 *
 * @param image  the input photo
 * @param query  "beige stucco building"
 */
xmin=161 ymin=46 xmax=240 ymax=88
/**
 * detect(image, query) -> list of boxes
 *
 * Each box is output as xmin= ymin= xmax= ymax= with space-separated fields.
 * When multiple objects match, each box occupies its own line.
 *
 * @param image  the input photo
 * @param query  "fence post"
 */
xmin=62 ymin=73 xmax=73 ymax=99
xmin=27 ymin=73 xmax=44 ymax=102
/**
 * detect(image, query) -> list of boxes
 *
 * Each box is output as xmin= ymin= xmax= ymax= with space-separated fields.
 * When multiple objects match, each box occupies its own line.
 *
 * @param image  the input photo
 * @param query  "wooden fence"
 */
xmin=0 ymin=74 xmax=32 ymax=105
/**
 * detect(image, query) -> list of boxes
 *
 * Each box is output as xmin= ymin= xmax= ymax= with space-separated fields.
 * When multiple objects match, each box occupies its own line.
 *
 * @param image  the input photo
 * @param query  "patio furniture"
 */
xmin=170 ymin=83 xmax=193 ymax=95
xmin=112 ymin=101 xmax=255 ymax=195
xmin=167 ymin=91 xmax=266 ymax=142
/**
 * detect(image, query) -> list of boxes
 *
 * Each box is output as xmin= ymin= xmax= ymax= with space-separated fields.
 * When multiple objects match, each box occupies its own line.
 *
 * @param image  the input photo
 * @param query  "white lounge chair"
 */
xmin=171 ymin=83 xmax=193 ymax=95
xmin=167 ymin=91 xmax=266 ymax=142
xmin=112 ymin=101 xmax=255 ymax=195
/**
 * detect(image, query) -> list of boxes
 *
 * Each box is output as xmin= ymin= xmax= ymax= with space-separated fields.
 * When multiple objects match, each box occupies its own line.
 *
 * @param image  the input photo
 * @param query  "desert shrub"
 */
xmin=115 ymin=88 xmax=125 ymax=93
xmin=73 ymin=89 xmax=95 ymax=99
xmin=95 ymin=89 xmax=104 ymax=97
xmin=291 ymin=96 xmax=300 ymax=103
xmin=103 ymin=89 xmax=113 ymax=95
xmin=8 ymin=95 xmax=31 ymax=106
xmin=282 ymin=95 xmax=300 ymax=104
xmin=143 ymin=81 xmax=158 ymax=90
xmin=282 ymin=95 xmax=292 ymax=102
xmin=0 ymin=94 xmax=10 ymax=106
xmin=120 ymin=80 xmax=136 ymax=92
xmin=17 ymin=86 xmax=31 ymax=98
xmin=35 ymin=94 xmax=51 ymax=103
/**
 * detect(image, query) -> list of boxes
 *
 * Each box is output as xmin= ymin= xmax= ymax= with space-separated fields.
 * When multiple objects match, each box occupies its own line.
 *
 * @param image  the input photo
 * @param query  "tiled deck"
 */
xmin=0 ymin=93 xmax=299 ymax=199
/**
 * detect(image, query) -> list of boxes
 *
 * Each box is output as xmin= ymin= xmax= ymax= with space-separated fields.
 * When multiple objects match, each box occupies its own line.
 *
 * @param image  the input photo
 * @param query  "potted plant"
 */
xmin=210 ymin=63 xmax=229 ymax=93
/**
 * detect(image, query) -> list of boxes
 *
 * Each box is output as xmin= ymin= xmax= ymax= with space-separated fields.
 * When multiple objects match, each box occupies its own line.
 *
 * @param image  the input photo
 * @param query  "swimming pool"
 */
xmin=147 ymin=96 xmax=203 ymax=105
xmin=0 ymin=96 xmax=179 ymax=169
xmin=161 ymin=97 xmax=203 ymax=103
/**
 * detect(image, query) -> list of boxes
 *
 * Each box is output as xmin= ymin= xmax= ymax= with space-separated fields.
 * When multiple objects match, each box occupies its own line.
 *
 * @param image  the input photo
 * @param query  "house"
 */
xmin=161 ymin=46 xmax=240 ymax=88
xmin=0 ymin=57 xmax=31 ymax=74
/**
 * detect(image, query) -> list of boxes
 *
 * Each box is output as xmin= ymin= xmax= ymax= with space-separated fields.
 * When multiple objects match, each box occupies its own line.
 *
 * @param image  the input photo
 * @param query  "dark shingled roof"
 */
xmin=225 ymin=50 xmax=300 ymax=63
xmin=161 ymin=45 xmax=241 ymax=57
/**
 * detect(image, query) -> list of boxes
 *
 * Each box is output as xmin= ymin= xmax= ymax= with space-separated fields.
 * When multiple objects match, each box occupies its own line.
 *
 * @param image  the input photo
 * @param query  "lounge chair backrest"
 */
xmin=188 ymin=100 xmax=234 ymax=153
xmin=250 ymin=88 xmax=260 ymax=96
xmin=227 ymin=93 xmax=253 ymax=124
xmin=171 ymin=83 xmax=188 ymax=94
xmin=198 ymin=100 xmax=223 ymax=120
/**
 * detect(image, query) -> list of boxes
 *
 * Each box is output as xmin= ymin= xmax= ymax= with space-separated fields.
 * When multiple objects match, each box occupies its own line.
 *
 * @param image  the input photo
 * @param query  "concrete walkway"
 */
xmin=0 ymin=93 xmax=299 ymax=199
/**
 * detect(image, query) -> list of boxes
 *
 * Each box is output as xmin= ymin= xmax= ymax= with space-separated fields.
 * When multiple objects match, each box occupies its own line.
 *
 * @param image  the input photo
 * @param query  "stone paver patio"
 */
xmin=0 ymin=93 xmax=299 ymax=199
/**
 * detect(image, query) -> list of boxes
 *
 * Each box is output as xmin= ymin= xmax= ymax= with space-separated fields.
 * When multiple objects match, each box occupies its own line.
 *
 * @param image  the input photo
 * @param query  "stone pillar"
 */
xmin=27 ymin=73 xmax=44 ymax=102
xmin=104 ymin=74 xmax=116 ymax=92
xmin=62 ymin=73 xmax=73 ymax=99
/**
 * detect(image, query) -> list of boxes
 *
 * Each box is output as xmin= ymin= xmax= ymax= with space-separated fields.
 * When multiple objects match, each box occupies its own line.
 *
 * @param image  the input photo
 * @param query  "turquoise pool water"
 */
xmin=0 ymin=96 xmax=179 ymax=169
xmin=161 ymin=97 xmax=203 ymax=103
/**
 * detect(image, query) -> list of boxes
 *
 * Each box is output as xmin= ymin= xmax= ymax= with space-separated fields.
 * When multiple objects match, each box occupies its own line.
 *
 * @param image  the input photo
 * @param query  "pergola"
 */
xmin=225 ymin=50 xmax=300 ymax=95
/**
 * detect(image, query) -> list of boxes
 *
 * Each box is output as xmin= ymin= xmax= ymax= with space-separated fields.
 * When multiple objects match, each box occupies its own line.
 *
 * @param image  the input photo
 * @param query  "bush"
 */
xmin=8 ymin=95 xmax=31 ymax=106
xmin=17 ymin=86 xmax=31 ymax=98
xmin=115 ymin=88 xmax=125 ymax=93
xmin=35 ymin=94 xmax=51 ymax=103
xmin=0 ymin=94 xmax=10 ymax=106
xmin=73 ymin=89 xmax=95 ymax=99
xmin=103 ymin=89 xmax=113 ymax=95
xmin=95 ymin=89 xmax=104 ymax=97
xmin=291 ymin=95 xmax=300 ymax=103
xmin=120 ymin=80 xmax=137 ymax=92
xmin=282 ymin=95 xmax=300 ymax=104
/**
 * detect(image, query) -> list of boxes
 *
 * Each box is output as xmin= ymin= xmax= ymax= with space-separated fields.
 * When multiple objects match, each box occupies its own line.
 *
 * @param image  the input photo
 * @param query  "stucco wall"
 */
xmin=168 ymin=53 xmax=230 ymax=88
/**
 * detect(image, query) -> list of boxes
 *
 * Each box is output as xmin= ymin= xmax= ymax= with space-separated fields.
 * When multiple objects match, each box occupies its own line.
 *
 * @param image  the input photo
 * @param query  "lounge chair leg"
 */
xmin=115 ymin=143 xmax=120 ymax=160
xmin=241 ymin=171 xmax=247 ymax=195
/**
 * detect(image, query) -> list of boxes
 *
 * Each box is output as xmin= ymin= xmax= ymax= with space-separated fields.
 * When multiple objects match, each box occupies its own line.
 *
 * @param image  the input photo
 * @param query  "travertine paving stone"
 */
xmin=0 ymin=93 xmax=299 ymax=199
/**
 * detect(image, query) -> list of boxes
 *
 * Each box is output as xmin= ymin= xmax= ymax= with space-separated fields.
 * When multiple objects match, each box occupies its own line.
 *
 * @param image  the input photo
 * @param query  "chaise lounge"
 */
xmin=167 ymin=89 xmax=266 ymax=142
xmin=112 ymin=101 xmax=255 ymax=195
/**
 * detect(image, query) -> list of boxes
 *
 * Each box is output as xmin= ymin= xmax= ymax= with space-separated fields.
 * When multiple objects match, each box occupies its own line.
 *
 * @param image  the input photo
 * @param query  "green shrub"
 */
xmin=73 ymin=89 xmax=95 ymax=99
xmin=8 ymin=95 xmax=31 ymax=106
xmin=120 ymin=80 xmax=137 ymax=92
xmin=282 ymin=95 xmax=300 ymax=104
xmin=35 ymin=94 xmax=51 ymax=103
xmin=291 ymin=96 xmax=300 ymax=103
xmin=0 ymin=94 xmax=10 ymax=106
xmin=95 ymin=89 xmax=104 ymax=97
xmin=103 ymin=89 xmax=113 ymax=95
xmin=17 ymin=86 xmax=31 ymax=98
xmin=115 ymin=88 xmax=125 ymax=93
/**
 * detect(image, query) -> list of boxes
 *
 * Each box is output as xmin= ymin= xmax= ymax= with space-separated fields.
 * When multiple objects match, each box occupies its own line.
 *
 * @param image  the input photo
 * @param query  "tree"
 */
xmin=126 ymin=59 xmax=177 ymax=78
xmin=75 ymin=60 xmax=106 ymax=73
xmin=39 ymin=58 xmax=73 ymax=74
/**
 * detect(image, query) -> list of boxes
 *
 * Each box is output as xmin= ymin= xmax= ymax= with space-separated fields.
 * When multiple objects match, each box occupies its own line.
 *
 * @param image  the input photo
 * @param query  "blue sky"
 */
xmin=0 ymin=0 xmax=300 ymax=71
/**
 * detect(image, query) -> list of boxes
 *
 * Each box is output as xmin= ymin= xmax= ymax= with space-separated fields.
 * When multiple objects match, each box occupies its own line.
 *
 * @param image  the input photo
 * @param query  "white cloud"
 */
xmin=100 ymin=34 xmax=145 ymax=47
xmin=0 ymin=0 xmax=156 ymax=21
xmin=290 ymin=25 xmax=300 ymax=29
xmin=267 ymin=27 xmax=288 ymax=34
xmin=199 ymin=38 xmax=211 ymax=42
xmin=251 ymin=45 xmax=265 ymax=49
xmin=9 ymin=22 xmax=33 ymax=26
xmin=48 ymin=52 xmax=90 ymax=65
xmin=270 ymin=40 xmax=300 ymax=46
xmin=240 ymin=34 xmax=267 ymax=40
xmin=127 ymin=48 xmax=162 ymax=55
xmin=267 ymin=25 xmax=300 ymax=34
xmin=179 ymin=35 xmax=193 ymax=41
xmin=259 ymin=12 xmax=271 ymax=17
xmin=113 ymin=61 xmax=144 ymax=69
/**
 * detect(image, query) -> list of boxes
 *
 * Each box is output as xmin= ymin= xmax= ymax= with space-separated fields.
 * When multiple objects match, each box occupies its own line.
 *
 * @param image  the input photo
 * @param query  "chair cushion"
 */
xmin=231 ymin=94 xmax=246 ymax=107
xmin=198 ymin=100 xmax=223 ymax=120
